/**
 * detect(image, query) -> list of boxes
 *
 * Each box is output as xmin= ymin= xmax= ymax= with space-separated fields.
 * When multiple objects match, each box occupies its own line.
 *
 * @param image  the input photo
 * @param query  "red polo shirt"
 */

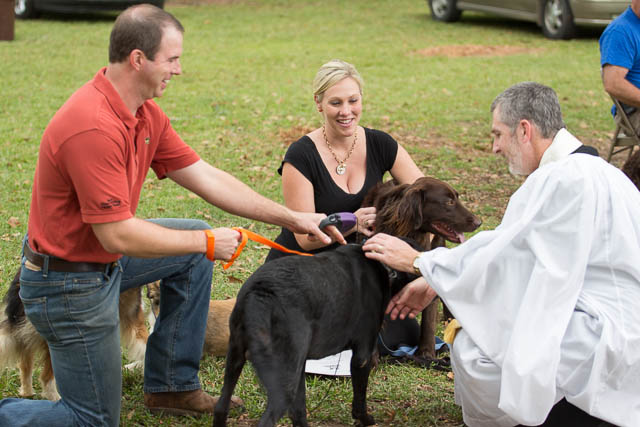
xmin=28 ymin=68 xmax=200 ymax=263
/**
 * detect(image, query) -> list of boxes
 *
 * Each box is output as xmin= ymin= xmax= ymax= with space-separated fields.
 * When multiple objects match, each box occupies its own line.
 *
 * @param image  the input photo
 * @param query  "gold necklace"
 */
xmin=322 ymin=125 xmax=357 ymax=175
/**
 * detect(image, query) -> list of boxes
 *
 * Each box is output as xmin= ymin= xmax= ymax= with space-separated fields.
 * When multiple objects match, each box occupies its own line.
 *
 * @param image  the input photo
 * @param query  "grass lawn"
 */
xmin=0 ymin=0 xmax=628 ymax=425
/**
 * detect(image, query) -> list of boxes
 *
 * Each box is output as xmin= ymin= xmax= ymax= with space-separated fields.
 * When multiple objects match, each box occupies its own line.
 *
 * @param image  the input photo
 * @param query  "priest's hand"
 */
xmin=386 ymin=277 xmax=437 ymax=320
xmin=362 ymin=233 xmax=419 ymax=273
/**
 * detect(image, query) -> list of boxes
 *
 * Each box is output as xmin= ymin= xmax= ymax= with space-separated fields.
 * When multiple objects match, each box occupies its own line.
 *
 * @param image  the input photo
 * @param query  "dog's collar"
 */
xmin=380 ymin=263 xmax=398 ymax=280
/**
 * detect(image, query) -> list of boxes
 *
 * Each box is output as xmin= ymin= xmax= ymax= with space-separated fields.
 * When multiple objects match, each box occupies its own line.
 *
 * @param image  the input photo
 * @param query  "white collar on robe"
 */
xmin=538 ymin=128 xmax=582 ymax=167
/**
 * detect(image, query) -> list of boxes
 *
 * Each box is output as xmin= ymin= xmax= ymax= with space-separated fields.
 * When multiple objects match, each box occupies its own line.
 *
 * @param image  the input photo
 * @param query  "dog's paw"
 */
xmin=41 ymin=386 xmax=61 ymax=401
xmin=18 ymin=385 xmax=35 ymax=398
xmin=353 ymin=413 xmax=376 ymax=426
xmin=124 ymin=360 xmax=144 ymax=371
xmin=409 ymin=354 xmax=451 ymax=371
xmin=355 ymin=416 xmax=376 ymax=426
xmin=42 ymin=390 xmax=61 ymax=401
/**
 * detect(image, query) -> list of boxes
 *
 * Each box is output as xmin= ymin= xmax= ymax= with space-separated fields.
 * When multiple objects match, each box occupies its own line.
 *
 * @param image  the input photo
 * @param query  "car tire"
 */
xmin=541 ymin=0 xmax=575 ymax=39
xmin=428 ymin=0 xmax=461 ymax=23
xmin=14 ymin=0 xmax=37 ymax=19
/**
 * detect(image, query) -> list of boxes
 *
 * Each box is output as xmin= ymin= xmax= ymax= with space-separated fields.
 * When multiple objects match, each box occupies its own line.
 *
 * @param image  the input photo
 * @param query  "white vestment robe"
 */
xmin=416 ymin=131 xmax=640 ymax=426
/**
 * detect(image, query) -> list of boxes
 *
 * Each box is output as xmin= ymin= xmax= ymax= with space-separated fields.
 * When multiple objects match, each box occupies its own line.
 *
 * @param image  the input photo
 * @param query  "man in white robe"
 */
xmin=363 ymin=82 xmax=640 ymax=427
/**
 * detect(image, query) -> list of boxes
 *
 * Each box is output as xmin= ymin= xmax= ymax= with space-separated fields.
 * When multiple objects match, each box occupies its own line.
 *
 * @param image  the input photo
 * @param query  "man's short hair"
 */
xmin=109 ymin=4 xmax=184 ymax=64
xmin=491 ymin=82 xmax=565 ymax=139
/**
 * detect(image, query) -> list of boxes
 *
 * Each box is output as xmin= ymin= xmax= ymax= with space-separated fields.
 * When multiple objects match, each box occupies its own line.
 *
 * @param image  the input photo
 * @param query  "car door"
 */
xmin=458 ymin=0 xmax=504 ymax=9
xmin=507 ymin=0 xmax=537 ymax=14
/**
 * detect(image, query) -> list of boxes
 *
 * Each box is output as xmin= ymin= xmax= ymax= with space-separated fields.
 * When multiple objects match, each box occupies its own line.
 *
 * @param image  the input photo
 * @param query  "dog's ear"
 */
xmin=400 ymin=186 xmax=425 ymax=232
xmin=369 ymin=181 xmax=409 ymax=233
xmin=363 ymin=179 xmax=399 ymax=208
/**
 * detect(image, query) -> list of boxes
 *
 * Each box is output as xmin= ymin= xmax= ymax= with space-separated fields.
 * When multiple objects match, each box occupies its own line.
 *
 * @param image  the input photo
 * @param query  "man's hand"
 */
xmin=362 ymin=233 xmax=419 ymax=273
xmin=168 ymin=162 xmax=346 ymax=246
xmin=386 ymin=277 xmax=437 ymax=320
xmin=290 ymin=211 xmax=347 ymax=246
xmin=211 ymin=227 xmax=242 ymax=261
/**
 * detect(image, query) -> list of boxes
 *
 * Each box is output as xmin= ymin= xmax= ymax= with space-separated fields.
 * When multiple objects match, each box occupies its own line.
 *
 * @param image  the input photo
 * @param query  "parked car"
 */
xmin=15 ymin=0 xmax=165 ymax=19
xmin=427 ymin=0 xmax=630 ymax=39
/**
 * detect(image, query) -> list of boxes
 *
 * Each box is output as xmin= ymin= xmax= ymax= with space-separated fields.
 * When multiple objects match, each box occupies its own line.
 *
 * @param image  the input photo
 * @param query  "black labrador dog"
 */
xmin=213 ymin=241 xmax=422 ymax=427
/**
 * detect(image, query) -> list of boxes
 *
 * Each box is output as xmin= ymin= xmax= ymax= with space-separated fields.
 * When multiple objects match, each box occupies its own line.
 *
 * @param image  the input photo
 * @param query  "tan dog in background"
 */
xmin=1 ymin=274 xmax=234 ymax=401
xmin=146 ymin=281 xmax=235 ymax=357
xmin=0 ymin=270 xmax=148 ymax=401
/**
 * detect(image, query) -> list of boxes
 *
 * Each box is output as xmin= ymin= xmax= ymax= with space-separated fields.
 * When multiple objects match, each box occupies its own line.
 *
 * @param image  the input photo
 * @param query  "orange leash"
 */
xmin=222 ymin=227 xmax=313 ymax=270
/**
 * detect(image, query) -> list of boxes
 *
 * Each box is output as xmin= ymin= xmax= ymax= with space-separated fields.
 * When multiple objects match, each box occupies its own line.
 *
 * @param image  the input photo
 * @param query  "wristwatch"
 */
xmin=412 ymin=252 xmax=423 ymax=275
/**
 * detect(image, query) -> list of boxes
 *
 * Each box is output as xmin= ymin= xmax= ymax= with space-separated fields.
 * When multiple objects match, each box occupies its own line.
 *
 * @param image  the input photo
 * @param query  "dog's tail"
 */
xmin=0 ymin=270 xmax=24 ymax=368
xmin=119 ymin=287 xmax=149 ymax=370
xmin=0 ymin=318 xmax=21 ymax=368
xmin=3 ymin=270 xmax=24 ymax=326
xmin=1 ymin=270 xmax=50 ymax=370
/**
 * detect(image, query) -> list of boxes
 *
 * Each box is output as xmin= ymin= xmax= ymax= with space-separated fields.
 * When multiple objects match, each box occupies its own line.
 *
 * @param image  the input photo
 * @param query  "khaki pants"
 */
xmin=615 ymin=107 xmax=640 ymax=136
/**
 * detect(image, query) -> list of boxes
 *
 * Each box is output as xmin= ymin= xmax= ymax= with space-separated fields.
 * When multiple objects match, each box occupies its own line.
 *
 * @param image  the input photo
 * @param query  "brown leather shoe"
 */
xmin=144 ymin=389 xmax=244 ymax=417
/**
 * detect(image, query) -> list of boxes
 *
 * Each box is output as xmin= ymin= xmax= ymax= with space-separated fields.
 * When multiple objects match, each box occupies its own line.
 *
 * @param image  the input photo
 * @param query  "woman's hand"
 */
xmin=352 ymin=206 xmax=376 ymax=237
xmin=386 ymin=277 xmax=437 ymax=320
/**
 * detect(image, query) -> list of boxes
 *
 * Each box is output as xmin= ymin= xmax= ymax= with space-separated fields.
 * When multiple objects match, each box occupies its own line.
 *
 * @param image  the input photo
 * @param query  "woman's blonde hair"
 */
xmin=313 ymin=59 xmax=364 ymax=102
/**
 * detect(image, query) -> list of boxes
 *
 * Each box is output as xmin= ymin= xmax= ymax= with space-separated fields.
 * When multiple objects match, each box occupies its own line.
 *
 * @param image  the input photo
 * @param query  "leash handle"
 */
xmin=222 ymin=227 xmax=313 ymax=270
xmin=318 ymin=212 xmax=357 ymax=233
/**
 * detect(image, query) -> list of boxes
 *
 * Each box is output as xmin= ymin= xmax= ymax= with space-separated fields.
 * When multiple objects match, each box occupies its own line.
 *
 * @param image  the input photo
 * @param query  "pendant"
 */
xmin=336 ymin=163 xmax=346 ymax=175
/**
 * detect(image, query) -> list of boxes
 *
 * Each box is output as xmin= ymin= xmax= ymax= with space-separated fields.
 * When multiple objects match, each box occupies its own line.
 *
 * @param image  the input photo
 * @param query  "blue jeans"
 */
xmin=0 ymin=219 xmax=213 ymax=427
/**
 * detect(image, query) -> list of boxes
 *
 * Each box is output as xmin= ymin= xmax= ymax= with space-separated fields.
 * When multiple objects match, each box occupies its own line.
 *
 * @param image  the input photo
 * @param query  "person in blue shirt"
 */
xmin=600 ymin=0 xmax=640 ymax=134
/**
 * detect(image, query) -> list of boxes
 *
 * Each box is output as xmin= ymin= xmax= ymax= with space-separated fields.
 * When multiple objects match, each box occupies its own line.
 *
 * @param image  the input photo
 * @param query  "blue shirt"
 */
xmin=599 ymin=6 xmax=640 ymax=115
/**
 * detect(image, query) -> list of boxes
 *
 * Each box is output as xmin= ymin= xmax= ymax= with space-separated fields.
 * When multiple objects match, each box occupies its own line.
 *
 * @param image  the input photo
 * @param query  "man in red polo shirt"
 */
xmin=0 ymin=5 xmax=342 ymax=427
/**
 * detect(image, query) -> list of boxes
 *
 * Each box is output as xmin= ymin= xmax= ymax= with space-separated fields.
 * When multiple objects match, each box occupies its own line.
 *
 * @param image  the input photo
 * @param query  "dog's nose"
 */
xmin=471 ymin=216 xmax=482 ymax=228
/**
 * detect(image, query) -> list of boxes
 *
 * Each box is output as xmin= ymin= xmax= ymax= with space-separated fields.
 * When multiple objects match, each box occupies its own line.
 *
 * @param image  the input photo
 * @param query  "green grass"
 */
xmin=0 ymin=0 xmax=627 ymax=425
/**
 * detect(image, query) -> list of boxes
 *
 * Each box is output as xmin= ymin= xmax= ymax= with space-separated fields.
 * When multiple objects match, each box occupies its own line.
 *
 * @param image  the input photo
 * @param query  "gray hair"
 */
xmin=313 ymin=59 xmax=364 ymax=102
xmin=490 ymin=82 xmax=565 ymax=139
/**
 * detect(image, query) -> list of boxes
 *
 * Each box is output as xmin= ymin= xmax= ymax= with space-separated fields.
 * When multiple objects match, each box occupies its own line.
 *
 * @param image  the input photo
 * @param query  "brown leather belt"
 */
xmin=23 ymin=243 xmax=112 ymax=273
